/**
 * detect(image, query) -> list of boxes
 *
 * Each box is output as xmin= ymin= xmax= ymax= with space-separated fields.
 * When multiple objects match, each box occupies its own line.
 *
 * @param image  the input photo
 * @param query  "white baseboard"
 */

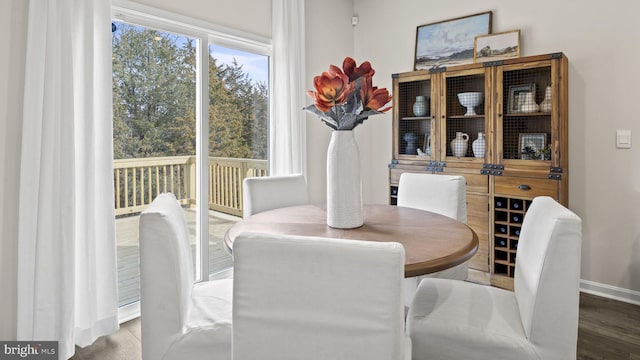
xmin=580 ymin=279 xmax=640 ymax=306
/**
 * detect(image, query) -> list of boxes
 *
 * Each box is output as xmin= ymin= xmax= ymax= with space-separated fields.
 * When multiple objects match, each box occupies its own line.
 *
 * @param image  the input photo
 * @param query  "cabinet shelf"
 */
xmin=448 ymin=115 xmax=485 ymax=120
xmin=494 ymin=259 xmax=511 ymax=266
xmin=504 ymin=112 xmax=551 ymax=117
xmin=401 ymin=116 xmax=432 ymax=121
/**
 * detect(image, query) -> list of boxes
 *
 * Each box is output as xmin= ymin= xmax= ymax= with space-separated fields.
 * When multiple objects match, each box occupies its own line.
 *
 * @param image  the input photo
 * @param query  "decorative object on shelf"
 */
xmin=519 ymin=92 xmax=539 ymax=113
xmin=413 ymin=95 xmax=428 ymax=116
xmin=539 ymin=86 xmax=552 ymax=112
xmin=473 ymin=30 xmax=520 ymax=63
xmin=414 ymin=11 xmax=492 ymax=70
xmin=472 ymin=132 xmax=486 ymax=158
xmin=507 ymin=83 xmax=536 ymax=113
xmin=538 ymin=144 xmax=552 ymax=160
xmin=450 ymin=131 xmax=469 ymax=157
xmin=305 ymin=57 xmax=392 ymax=229
xmin=424 ymin=134 xmax=431 ymax=156
xmin=404 ymin=132 xmax=418 ymax=155
xmin=518 ymin=133 xmax=547 ymax=160
xmin=457 ymin=92 xmax=483 ymax=116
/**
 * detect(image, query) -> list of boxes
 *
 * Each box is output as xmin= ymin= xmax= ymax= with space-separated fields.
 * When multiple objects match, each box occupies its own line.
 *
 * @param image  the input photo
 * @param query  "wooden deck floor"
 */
xmin=116 ymin=209 xmax=238 ymax=307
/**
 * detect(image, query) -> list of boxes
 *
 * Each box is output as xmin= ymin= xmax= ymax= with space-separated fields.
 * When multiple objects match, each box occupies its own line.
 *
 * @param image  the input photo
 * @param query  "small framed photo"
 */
xmin=474 ymin=30 xmax=520 ymax=63
xmin=519 ymin=133 xmax=547 ymax=160
xmin=508 ymin=83 xmax=537 ymax=113
xmin=414 ymin=11 xmax=492 ymax=70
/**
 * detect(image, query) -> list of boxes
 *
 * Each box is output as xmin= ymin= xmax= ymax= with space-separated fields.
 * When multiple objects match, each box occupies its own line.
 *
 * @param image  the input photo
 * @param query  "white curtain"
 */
xmin=17 ymin=0 xmax=118 ymax=358
xmin=270 ymin=0 xmax=307 ymax=176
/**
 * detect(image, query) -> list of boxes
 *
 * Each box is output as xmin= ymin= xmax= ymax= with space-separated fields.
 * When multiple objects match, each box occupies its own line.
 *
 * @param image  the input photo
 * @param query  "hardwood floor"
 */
xmin=578 ymin=293 xmax=640 ymax=359
xmin=71 ymin=292 xmax=640 ymax=359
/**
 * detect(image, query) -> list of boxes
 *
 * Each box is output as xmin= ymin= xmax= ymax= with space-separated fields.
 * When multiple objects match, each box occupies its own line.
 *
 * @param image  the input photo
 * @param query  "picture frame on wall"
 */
xmin=414 ymin=11 xmax=492 ymax=70
xmin=507 ymin=83 xmax=536 ymax=113
xmin=518 ymin=133 xmax=547 ymax=160
xmin=474 ymin=30 xmax=520 ymax=63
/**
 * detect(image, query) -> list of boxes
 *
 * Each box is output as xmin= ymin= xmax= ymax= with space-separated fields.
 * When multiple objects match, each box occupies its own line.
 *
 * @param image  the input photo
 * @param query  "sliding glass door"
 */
xmin=111 ymin=15 xmax=270 ymax=310
xmin=207 ymin=44 xmax=269 ymax=275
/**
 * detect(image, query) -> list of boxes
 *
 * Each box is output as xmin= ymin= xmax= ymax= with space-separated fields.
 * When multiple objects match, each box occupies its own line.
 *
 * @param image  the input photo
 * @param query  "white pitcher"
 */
xmin=450 ymin=132 xmax=469 ymax=158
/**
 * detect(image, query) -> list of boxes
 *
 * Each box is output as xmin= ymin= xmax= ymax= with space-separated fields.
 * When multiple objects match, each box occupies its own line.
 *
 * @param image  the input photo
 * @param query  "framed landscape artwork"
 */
xmin=474 ymin=30 xmax=520 ymax=63
xmin=414 ymin=11 xmax=492 ymax=70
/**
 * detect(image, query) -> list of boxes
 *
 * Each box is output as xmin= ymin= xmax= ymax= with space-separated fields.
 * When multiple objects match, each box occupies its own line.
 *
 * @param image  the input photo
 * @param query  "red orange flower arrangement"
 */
xmin=304 ymin=57 xmax=392 ymax=130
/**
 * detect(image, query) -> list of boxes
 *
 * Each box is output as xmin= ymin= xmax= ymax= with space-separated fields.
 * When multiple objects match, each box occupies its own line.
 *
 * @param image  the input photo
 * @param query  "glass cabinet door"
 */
xmin=394 ymin=75 xmax=435 ymax=160
xmin=440 ymin=68 xmax=490 ymax=163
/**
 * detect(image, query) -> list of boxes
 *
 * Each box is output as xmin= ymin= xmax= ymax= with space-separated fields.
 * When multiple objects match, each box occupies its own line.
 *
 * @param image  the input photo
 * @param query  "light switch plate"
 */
xmin=617 ymin=129 xmax=631 ymax=149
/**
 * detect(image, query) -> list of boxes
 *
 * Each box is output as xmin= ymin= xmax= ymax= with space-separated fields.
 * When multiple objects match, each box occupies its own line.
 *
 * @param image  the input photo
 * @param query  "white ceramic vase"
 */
xmin=413 ymin=96 xmax=428 ymax=117
xmin=540 ymin=86 xmax=552 ymax=112
xmin=450 ymin=132 xmax=469 ymax=158
xmin=520 ymin=92 xmax=540 ymax=113
xmin=326 ymin=130 xmax=363 ymax=229
xmin=472 ymin=132 xmax=486 ymax=158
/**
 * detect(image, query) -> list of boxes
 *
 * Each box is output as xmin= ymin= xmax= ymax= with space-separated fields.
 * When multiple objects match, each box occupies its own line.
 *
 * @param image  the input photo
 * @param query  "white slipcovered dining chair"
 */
xmin=407 ymin=196 xmax=582 ymax=360
xmin=139 ymin=193 xmax=232 ymax=360
xmin=232 ymin=232 xmax=411 ymax=360
xmin=397 ymin=173 xmax=468 ymax=305
xmin=242 ymin=173 xmax=309 ymax=218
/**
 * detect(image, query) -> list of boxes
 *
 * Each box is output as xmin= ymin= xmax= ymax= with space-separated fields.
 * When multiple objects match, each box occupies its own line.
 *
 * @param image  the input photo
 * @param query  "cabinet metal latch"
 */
xmin=426 ymin=161 xmax=446 ymax=173
xmin=481 ymin=163 xmax=503 ymax=176
xmin=428 ymin=161 xmax=446 ymax=167
xmin=483 ymin=60 xmax=503 ymax=67
xmin=481 ymin=169 xmax=503 ymax=176
xmin=548 ymin=167 xmax=562 ymax=180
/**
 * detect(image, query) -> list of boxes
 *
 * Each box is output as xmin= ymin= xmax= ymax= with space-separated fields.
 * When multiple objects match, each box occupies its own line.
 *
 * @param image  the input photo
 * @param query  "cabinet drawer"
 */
xmin=462 ymin=173 xmax=489 ymax=193
xmin=494 ymin=177 xmax=558 ymax=198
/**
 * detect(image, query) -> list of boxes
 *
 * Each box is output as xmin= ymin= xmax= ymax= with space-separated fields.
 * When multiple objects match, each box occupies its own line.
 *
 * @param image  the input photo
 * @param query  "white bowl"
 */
xmin=457 ymin=92 xmax=483 ymax=116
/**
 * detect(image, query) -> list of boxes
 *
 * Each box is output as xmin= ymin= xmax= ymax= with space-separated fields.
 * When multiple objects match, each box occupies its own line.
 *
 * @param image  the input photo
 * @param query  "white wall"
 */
xmin=304 ymin=0 xmax=356 ymax=205
xmin=0 ymin=0 xmax=27 ymax=340
xmin=349 ymin=0 xmax=640 ymax=295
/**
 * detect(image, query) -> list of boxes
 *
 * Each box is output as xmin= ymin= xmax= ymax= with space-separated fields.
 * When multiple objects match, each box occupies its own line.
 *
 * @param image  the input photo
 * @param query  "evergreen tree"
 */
xmin=112 ymin=23 xmax=196 ymax=159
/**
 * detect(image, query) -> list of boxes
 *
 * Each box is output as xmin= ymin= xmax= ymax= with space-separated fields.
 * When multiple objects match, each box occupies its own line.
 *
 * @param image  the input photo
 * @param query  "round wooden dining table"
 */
xmin=224 ymin=204 xmax=478 ymax=278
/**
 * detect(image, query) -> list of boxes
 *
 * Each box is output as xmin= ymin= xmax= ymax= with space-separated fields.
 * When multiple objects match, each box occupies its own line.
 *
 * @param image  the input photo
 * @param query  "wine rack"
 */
xmin=493 ymin=196 xmax=533 ymax=277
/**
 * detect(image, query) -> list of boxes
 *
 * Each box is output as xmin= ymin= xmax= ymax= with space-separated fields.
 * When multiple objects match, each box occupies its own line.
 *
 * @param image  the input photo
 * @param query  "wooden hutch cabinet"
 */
xmin=388 ymin=53 xmax=568 ymax=289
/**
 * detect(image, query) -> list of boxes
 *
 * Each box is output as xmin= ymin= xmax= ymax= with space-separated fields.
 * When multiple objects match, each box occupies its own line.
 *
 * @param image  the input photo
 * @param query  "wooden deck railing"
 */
xmin=114 ymin=156 xmax=267 ymax=217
